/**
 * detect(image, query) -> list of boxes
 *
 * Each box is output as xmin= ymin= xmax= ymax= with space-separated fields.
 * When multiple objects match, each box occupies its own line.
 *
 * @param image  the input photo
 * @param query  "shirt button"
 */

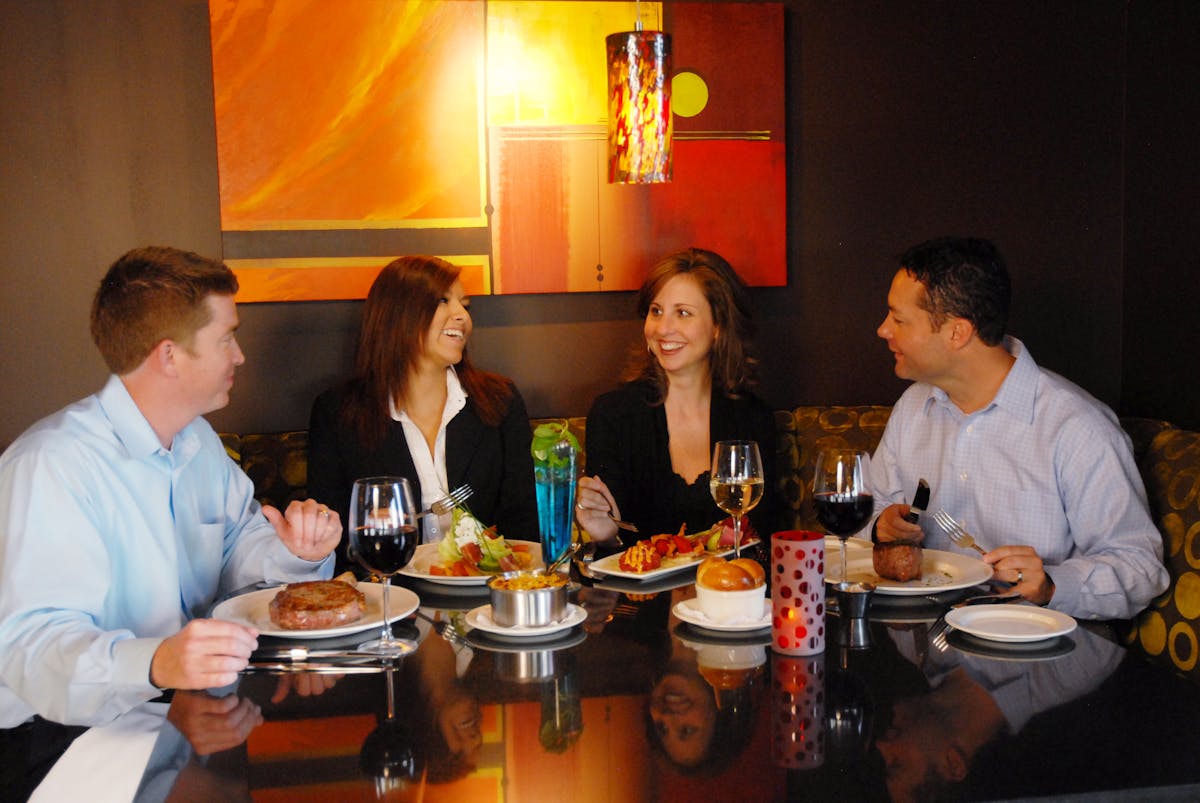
xmin=966 ymin=425 xmax=974 ymax=434
xmin=960 ymin=472 xmax=969 ymax=481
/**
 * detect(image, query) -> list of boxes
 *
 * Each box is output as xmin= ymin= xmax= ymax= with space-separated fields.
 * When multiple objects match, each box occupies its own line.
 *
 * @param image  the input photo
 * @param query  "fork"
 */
xmin=607 ymin=511 xmax=639 ymax=532
xmin=418 ymin=484 xmax=474 ymax=519
xmin=932 ymin=509 xmax=987 ymax=555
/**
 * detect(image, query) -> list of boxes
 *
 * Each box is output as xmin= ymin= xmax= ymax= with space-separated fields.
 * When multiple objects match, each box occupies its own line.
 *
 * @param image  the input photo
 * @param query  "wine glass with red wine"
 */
xmin=812 ymin=449 xmax=873 ymax=585
xmin=349 ymin=476 xmax=419 ymax=656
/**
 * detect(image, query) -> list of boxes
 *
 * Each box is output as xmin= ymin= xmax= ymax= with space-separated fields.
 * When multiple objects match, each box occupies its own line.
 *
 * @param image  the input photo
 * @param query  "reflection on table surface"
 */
xmin=21 ymin=578 xmax=1200 ymax=802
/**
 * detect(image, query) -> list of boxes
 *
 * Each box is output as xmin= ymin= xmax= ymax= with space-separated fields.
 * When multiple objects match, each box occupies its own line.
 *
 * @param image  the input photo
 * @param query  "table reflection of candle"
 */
xmin=771 ymin=653 xmax=825 ymax=770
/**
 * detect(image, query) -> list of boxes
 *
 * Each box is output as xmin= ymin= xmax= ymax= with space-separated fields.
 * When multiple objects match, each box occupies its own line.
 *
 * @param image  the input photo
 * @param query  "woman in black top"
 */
xmin=308 ymin=256 xmax=538 ymax=573
xmin=575 ymin=248 xmax=777 ymax=547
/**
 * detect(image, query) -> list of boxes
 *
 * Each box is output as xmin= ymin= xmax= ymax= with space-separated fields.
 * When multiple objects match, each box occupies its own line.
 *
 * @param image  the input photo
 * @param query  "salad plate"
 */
xmin=398 ymin=540 xmax=543 ymax=586
xmin=212 ymin=583 xmax=420 ymax=640
xmin=945 ymin=605 xmax=1077 ymax=643
xmin=588 ymin=539 xmax=760 ymax=583
xmin=465 ymin=603 xmax=586 ymax=641
xmin=825 ymin=548 xmax=993 ymax=596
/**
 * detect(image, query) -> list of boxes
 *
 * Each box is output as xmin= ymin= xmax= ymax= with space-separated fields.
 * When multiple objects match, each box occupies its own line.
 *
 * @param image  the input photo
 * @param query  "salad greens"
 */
xmin=436 ymin=507 xmax=515 ymax=573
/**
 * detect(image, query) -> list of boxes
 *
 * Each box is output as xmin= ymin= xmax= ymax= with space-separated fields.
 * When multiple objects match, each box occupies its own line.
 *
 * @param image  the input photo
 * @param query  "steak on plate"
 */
xmin=268 ymin=580 xmax=366 ymax=630
xmin=873 ymin=541 xmax=924 ymax=582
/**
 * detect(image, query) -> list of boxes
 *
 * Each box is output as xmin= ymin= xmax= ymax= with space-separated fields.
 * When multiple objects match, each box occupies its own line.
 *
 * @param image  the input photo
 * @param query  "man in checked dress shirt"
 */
xmin=868 ymin=237 xmax=1167 ymax=620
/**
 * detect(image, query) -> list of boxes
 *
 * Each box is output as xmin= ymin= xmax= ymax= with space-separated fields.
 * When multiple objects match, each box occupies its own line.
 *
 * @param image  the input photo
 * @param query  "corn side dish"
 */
xmin=490 ymin=573 xmax=568 ymax=591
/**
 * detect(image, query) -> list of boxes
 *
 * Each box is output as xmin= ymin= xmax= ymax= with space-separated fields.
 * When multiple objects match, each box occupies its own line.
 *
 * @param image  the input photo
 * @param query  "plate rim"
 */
xmin=211 ymin=582 xmax=420 ymax=640
xmin=672 ymin=598 xmax=771 ymax=633
xmin=397 ymin=539 xmax=543 ymax=586
xmin=588 ymin=539 xmax=761 ymax=582
xmin=464 ymin=602 xmax=586 ymax=640
xmin=945 ymin=605 xmax=1077 ymax=643
xmin=826 ymin=547 xmax=994 ymax=596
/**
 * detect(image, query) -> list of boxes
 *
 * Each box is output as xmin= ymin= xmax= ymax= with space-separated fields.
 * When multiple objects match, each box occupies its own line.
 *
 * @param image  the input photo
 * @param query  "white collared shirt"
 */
xmin=390 ymin=367 xmax=468 ymax=543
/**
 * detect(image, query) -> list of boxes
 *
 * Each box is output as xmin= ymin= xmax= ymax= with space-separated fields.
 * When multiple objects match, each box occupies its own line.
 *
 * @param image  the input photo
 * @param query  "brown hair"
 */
xmin=342 ymin=256 xmax=512 ymax=446
xmin=89 ymin=246 xmax=239 ymax=374
xmin=623 ymin=247 xmax=759 ymax=401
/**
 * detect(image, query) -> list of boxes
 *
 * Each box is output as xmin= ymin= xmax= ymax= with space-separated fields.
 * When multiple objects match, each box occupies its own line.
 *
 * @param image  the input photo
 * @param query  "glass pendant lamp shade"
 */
xmin=606 ymin=30 xmax=673 ymax=184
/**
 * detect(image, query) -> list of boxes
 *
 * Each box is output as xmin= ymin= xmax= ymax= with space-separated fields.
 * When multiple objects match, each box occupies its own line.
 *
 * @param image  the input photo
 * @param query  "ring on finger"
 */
xmin=1017 ymin=569 xmax=1024 ymax=583
xmin=318 ymin=508 xmax=330 ymax=517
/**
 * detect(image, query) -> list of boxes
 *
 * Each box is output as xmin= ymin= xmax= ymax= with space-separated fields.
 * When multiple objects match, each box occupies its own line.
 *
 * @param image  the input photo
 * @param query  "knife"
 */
xmin=243 ymin=662 xmax=388 ymax=674
xmin=903 ymin=479 xmax=931 ymax=524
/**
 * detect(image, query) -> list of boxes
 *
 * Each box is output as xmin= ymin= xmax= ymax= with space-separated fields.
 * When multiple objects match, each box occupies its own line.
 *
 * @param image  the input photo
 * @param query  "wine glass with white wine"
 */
xmin=709 ymin=440 xmax=765 ymax=559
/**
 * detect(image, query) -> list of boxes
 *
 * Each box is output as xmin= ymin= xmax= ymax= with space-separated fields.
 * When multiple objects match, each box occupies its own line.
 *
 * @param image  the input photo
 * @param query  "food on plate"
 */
xmin=429 ymin=508 xmax=534 ymax=576
xmin=618 ymin=540 xmax=663 ymax=573
xmin=490 ymin=572 xmax=568 ymax=591
xmin=695 ymin=556 xmax=767 ymax=590
xmin=268 ymin=580 xmax=366 ymax=630
xmin=702 ymin=515 xmax=758 ymax=551
xmin=873 ymin=540 xmax=924 ymax=581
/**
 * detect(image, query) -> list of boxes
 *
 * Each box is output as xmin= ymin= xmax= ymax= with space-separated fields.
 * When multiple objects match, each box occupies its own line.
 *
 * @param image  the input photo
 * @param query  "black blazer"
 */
xmin=308 ymin=382 xmax=539 ymax=573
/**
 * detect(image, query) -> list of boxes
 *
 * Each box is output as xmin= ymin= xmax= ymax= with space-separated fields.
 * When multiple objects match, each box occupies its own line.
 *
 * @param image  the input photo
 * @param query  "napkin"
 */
xmin=30 ymin=702 xmax=169 ymax=803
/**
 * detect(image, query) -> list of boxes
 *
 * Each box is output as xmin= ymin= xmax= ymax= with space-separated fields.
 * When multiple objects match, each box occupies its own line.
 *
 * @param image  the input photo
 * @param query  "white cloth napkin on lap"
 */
xmin=31 ymin=702 xmax=169 ymax=803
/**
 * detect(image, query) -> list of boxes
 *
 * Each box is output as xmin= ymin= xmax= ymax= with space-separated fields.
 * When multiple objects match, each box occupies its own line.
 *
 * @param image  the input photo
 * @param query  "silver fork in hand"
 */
xmin=419 ymin=484 xmax=474 ymax=519
xmin=932 ymin=509 xmax=987 ymax=555
xmin=606 ymin=511 xmax=639 ymax=533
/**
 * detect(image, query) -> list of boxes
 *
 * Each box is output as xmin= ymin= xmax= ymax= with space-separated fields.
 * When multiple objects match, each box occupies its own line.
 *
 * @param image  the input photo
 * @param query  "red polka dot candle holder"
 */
xmin=770 ymin=530 xmax=826 ymax=656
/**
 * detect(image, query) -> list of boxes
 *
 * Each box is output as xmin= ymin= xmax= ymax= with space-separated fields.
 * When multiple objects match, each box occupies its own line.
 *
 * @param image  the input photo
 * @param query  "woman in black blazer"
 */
xmin=308 ymin=256 xmax=538 ymax=574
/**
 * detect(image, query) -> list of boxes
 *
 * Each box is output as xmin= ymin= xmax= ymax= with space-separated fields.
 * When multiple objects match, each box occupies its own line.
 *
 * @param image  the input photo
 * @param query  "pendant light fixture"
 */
xmin=606 ymin=10 xmax=672 ymax=184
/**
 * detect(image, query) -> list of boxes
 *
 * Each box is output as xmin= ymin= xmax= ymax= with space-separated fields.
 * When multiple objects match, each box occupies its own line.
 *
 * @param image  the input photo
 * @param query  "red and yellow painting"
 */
xmin=208 ymin=1 xmax=785 ymax=301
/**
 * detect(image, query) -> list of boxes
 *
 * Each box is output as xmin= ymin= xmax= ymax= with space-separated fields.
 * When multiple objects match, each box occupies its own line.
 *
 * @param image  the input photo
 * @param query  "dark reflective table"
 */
xmin=18 ymin=575 xmax=1200 ymax=802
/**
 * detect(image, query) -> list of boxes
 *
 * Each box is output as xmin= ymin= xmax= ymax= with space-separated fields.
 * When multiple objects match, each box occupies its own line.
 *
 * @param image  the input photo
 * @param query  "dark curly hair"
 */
xmin=898 ymin=237 xmax=1011 ymax=346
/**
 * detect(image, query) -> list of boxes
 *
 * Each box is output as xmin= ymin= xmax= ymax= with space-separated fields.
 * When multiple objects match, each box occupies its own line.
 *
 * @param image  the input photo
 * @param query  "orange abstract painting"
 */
xmin=208 ymin=1 xmax=785 ymax=301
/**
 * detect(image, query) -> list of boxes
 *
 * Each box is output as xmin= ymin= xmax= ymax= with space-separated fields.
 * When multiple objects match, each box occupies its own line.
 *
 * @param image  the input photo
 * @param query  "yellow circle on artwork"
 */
xmin=1176 ymin=572 xmax=1200 ymax=619
xmin=1169 ymin=622 xmax=1199 ymax=672
xmin=672 ymin=71 xmax=709 ymax=118
xmin=1139 ymin=610 xmax=1167 ymax=655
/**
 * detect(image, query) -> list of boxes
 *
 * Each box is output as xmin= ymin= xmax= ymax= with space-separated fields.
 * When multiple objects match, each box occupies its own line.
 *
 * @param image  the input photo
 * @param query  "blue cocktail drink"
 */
xmin=532 ymin=423 xmax=579 ymax=565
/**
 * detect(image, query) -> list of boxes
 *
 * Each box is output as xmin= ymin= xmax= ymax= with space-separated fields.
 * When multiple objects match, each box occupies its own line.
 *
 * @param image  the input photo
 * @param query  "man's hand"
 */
xmin=150 ymin=619 xmax=259 ymax=690
xmin=983 ymin=545 xmax=1055 ymax=605
xmin=262 ymin=498 xmax=342 ymax=561
xmin=874 ymin=504 xmax=925 ymax=543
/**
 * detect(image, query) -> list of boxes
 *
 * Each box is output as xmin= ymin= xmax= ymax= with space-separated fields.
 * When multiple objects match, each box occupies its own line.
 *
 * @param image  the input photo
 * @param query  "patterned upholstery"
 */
xmin=219 ymin=410 xmax=1200 ymax=683
xmin=1117 ymin=426 xmax=1200 ymax=681
xmin=775 ymin=406 xmax=892 ymax=532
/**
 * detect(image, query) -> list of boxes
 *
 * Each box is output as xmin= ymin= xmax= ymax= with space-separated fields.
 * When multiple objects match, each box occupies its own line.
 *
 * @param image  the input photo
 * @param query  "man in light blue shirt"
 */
xmin=0 ymin=247 xmax=343 ymax=728
xmin=870 ymin=237 xmax=1167 ymax=620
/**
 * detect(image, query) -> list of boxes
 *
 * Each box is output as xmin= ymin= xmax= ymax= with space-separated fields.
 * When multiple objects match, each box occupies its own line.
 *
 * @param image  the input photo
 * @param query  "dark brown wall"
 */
xmin=2 ymin=1 xmax=1197 ymax=448
xmin=1122 ymin=2 xmax=1200 ymax=429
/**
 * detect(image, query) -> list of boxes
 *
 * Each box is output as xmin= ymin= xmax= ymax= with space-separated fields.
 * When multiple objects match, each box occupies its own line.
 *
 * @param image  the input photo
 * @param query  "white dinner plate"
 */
xmin=464 ymin=603 xmax=586 ymax=641
xmin=672 ymin=598 xmax=771 ymax=633
xmin=588 ymin=540 xmax=760 ymax=582
xmin=212 ymin=582 xmax=420 ymax=639
xmin=397 ymin=540 xmax=543 ymax=586
xmin=825 ymin=548 xmax=993 ymax=596
xmin=945 ymin=605 xmax=1077 ymax=643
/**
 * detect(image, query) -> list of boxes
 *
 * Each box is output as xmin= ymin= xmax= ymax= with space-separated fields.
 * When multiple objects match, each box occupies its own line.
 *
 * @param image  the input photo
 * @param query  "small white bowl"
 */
xmin=694 ymin=584 xmax=767 ymax=625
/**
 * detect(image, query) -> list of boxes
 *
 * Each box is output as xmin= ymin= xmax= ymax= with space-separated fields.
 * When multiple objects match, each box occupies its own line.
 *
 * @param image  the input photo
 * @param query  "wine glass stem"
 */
xmin=380 ymin=577 xmax=392 ymax=645
xmin=840 ymin=538 xmax=848 ymax=584
xmin=733 ymin=516 xmax=741 ymax=559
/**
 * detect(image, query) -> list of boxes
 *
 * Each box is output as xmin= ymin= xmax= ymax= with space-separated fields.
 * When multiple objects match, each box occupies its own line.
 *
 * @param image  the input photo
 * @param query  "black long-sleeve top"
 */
xmin=584 ymin=380 xmax=779 ymax=543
